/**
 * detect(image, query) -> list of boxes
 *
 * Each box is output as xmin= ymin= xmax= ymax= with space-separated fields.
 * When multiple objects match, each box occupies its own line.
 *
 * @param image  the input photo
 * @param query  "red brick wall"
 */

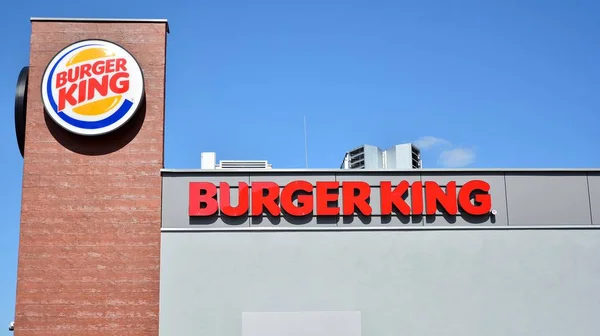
xmin=14 ymin=20 xmax=167 ymax=335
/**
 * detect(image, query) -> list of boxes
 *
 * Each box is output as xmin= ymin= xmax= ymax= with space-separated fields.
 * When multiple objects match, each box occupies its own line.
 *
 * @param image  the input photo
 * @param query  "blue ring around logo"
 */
xmin=46 ymin=43 xmax=134 ymax=130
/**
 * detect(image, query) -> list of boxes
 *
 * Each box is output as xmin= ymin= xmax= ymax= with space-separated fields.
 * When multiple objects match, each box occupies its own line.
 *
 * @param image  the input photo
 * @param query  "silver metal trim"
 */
xmin=162 ymin=225 xmax=600 ymax=233
xmin=161 ymin=168 xmax=600 ymax=174
xmin=586 ymin=173 xmax=595 ymax=224
xmin=30 ymin=17 xmax=170 ymax=33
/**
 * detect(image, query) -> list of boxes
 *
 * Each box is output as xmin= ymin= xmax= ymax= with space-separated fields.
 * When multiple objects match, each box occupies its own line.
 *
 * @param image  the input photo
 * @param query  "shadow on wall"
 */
xmin=44 ymin=98 xmax=146 ymax=155
xmin=186 ymin=186 xmax=498 ymax=226
xmin=188 ymin=213 xmax=496 ymax=226
xmin=425 ymin=213 xmax=495 ymax=224
xmin=191 ymin=215 xmax=250 ymax=226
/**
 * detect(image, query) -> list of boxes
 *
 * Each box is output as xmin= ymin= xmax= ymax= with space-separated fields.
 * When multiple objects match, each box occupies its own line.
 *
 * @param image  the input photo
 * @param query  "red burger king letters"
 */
xmin=55 ymin=58 xmax=130 ymax=111
xmin=188 ymin=180 xmax=492 ymax=217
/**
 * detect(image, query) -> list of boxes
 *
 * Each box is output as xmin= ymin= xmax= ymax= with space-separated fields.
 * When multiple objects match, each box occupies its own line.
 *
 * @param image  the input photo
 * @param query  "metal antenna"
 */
xmin=303 ymin=116 xmax=308 ymax=168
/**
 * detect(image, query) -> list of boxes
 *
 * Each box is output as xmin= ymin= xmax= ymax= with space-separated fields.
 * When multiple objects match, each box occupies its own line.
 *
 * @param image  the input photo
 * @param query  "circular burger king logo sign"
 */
xmin=41 ymin=39 xmax=144 ymax=136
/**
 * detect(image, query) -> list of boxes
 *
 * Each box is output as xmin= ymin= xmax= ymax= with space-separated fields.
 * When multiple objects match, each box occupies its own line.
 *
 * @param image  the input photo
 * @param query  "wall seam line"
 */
xmin=503 ymin=172 xmax=510 ymax=226
xmin=586 ymin=173 xmax=594 ymax=224
xmin=419 ymin=172 xmax=424 ymax=226
xmin=161 ymin=225 xmax=600 ymax=233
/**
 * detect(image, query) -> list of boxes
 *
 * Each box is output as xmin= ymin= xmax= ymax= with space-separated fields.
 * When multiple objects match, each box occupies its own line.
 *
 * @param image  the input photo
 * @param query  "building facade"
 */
xmin=11 ymin=17 xmax=600 ymax=336
xmin=158 ymin=168 xmax=600 ymax=336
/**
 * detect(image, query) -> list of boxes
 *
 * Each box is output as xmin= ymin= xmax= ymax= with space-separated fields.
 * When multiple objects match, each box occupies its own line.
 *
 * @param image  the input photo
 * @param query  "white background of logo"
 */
xmin=41 ymin=39 xmax=144 ymax=136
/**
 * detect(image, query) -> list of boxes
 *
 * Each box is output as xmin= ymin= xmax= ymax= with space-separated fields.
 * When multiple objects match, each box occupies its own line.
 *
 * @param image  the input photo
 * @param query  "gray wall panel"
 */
xmin=159 ymin=230 xmax=600 ymax=336
xmin=169 ymin=172 xmax=251 ymax=184
xmin=505 ymin=174 xmax=592 ymax=225
xmin=421 ymin=173 xmax=507 ymax=226
xmin=335 ymin=172 xmax=421 ymax=186
xmin=163 ymin=170 xmax=600 ymax=229
xmin=242 ymin=311 xmax=362 ymax=336
xmin=335 ymin=173 xmax=421 ymax=218
xmin=249 ymin=173 xmax=336 ymax=184
xmin=250 ymin=215 xmax=339 ymax=227
xmin=588 ymin=173 xmax=600 ymax=225
xmin=337 ymin=187 xmax=390 ymax=216
xmin=163 ymin=173 xmax=251 ymax=228
xmin=338 ymin=214 xmax=423 ymax=226
xmin=422 ymin=213 xmax=501 ymax=226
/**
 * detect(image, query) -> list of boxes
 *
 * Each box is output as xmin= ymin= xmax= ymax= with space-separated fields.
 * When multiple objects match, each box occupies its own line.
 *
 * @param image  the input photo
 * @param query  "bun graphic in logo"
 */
xmin=41 ymin=40 xmax=144 ymax=136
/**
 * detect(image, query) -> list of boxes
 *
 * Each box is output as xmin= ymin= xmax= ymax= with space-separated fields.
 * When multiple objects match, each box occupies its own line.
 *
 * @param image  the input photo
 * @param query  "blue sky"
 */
xmin=1 ymin=0 xmax=599 ymax=332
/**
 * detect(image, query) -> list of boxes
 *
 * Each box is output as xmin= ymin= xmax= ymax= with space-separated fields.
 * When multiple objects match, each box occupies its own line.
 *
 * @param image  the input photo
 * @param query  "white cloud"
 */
xmin=413 ymin=136 xmax=477 ymax=167
xmin=438 ymin=147 xmax=476 ymax=168
xmin=413 ymin=136 xmax=452 ymax=150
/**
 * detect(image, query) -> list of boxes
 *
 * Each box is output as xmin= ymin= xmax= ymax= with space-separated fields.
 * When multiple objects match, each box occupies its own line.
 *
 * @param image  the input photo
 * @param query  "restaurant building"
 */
xmin=11 ymin=17 xmax=600 ymax=336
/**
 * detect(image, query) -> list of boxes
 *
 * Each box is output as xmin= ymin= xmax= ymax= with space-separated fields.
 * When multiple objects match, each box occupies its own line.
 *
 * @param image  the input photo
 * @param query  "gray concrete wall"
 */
xmin=159 ymin=229 xmax=600 ymax=336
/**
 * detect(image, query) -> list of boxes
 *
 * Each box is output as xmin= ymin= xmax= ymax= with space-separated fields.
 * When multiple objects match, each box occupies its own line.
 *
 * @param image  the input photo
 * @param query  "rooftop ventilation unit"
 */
xmin=200 ymin=152 xmax=273 ymax=169
xmin=217 ymin=160 xmax=272 ymax=169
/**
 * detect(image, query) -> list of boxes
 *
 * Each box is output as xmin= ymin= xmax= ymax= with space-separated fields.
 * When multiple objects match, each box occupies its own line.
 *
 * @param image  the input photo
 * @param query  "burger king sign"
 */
xmin=41 ymin=39 xmax=144 ymax=136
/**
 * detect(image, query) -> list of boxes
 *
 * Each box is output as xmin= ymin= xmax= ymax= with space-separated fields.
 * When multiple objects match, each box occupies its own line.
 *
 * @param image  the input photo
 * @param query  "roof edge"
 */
xmin=30 ymin=17 xmax=170 ymax=33
xmin=161 ymin=168 xmax=600 ymax=175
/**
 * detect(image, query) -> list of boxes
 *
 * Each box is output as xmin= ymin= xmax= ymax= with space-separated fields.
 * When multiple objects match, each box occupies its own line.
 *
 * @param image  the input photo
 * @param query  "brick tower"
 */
xmin=13 ymin=18 xmax=168 ymax=335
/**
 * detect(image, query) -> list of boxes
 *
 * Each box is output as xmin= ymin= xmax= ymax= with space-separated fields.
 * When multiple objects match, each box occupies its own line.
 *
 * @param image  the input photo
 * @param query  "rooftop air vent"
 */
xmin=217 ymin=160 xmax=272 ymax=169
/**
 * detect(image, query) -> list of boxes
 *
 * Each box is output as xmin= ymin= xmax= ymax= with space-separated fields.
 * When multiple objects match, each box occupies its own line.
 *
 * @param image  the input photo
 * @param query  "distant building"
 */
xmin=340 ymin=143 xmax=422 ymax=169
